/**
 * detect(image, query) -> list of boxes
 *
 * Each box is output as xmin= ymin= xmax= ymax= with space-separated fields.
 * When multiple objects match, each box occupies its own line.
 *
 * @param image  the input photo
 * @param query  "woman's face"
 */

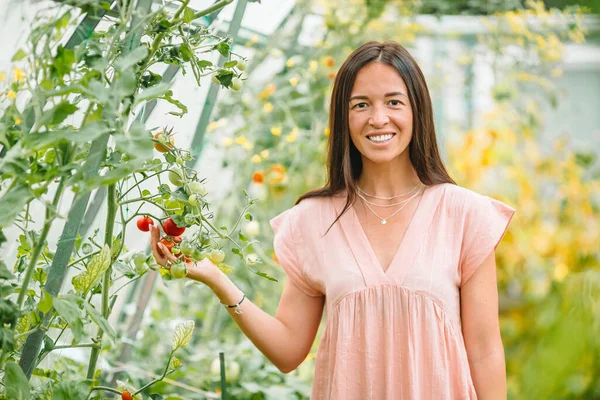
xmin=348 ymin=62 xmax=413 ymax=165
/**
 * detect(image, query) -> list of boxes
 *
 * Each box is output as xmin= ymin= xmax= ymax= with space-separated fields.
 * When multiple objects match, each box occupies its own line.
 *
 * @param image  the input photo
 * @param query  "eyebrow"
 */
xmin=349 ymin=91 xmax=408 ymax=101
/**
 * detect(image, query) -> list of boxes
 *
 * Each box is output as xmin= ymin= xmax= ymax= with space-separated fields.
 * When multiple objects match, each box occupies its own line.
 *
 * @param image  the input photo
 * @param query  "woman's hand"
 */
xmin=149 ymin=225 xmax=221 ymax=285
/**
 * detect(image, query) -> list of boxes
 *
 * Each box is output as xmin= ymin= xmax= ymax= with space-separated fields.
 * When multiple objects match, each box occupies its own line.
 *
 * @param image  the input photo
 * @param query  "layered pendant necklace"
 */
xmin=357 ymin=184 xmax=423 ymax=225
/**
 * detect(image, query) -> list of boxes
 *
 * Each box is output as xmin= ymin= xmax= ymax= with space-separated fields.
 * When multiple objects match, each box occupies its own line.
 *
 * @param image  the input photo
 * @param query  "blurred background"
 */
xmin=2 ymin=0 xmax=599 ymax=398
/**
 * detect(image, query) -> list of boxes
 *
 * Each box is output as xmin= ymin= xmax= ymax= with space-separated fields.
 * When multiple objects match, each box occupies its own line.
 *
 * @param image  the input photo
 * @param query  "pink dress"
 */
xmin=269 ymin=183 xmax=515 ymax=400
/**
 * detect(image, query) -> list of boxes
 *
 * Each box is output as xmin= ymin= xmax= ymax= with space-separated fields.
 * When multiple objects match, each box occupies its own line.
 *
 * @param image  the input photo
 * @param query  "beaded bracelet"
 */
xmin=221 ymin=293 xmax=246 ymax=315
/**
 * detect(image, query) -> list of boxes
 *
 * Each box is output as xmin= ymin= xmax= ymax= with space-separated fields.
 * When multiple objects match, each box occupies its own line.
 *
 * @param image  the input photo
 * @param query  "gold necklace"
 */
xmin=357 ymin=192 xmax=415 ymax=208
xmin=357 ymin=183 xmax=420 ymax=200
xmin=360 ymin=188 xmax=421 ymax=225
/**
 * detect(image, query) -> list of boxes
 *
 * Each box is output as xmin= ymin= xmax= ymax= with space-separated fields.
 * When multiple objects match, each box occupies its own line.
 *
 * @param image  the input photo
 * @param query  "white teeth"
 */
xmin=368 ymin=134 xmax=394 ymax=143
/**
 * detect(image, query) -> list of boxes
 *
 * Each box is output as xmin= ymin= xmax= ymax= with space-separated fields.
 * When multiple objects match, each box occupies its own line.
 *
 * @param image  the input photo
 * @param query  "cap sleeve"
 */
xmin=459 ymin=194 xmax=516 ymax=287
xmin=269 ymin=208 xmax=322 ymax=297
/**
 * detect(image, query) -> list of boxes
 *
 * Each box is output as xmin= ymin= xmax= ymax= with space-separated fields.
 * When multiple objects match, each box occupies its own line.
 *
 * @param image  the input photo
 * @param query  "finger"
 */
xmin=158 ymin=244 xmax=178 ymax=263
xmin=149 ymin=226 xmax=162 ymax=259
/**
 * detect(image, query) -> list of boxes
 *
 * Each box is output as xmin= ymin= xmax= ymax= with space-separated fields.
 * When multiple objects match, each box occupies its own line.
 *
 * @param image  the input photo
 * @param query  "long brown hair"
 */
xmin=296 ymin=41 xmax=455 ymax=231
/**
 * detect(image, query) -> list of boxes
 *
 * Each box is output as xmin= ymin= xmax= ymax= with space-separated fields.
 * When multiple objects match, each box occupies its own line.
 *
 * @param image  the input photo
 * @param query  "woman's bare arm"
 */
xmin=150 ymin=225 xmax=324 ymax=373
xmin=461 ymin=250 xmax=507 ymax=399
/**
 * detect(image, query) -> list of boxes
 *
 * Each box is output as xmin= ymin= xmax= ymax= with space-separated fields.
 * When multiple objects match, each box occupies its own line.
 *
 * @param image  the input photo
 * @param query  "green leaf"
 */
xmin=183 ymin=7 xmax=195 ymax=23
xmin=37 ymin=101 xmax=78 ymax=127
xmin=215 ymin=42 xmax=230 ymax=57
xmin=114 ymin=45 xmax=148 ymax=71
xmin=4 ymin=362 xmax=31 ymax=400
xmin=231 ymin=248 xmax=242 ymax=258
xmin=11 ymin=49 xmax=27 ymax=62
xmin=53 ymin=295 xmax=84 ymax=343
xmin=0 ymin=298 xmax=20 ymax=325
xmin=38 ymin=289 xmax=53 ymax=313
xmin=0 ymin=185 xmax=33 ymax=228
xmin=82 ymin=302 xmax=116 ymax=344
xmin=179 ymin=44 xmax=193 ymax=62
xmin=172 ymin=320 xmax=194 ymax=351
xmin=197 ymin=60 xmax=213 ymax=69
xmin=135 ymin=82 xmax=172 ymax=104
xmin=0 ymin=261 xmax=15 ymax=280
xmin=161 ymin=90 xmax=188 ymax=117
xmin=72 ymin=245 xmax=111 ymax=296
xmin=239 ymin=231 xmax=248 ymax=242
xmin=114 ymin=69 xmax=137 ymax=98
xmin=245 ymin=213 xmax=252 ymax=221
xmin=255 ymin=271 xmax=278 ymax=282
xmin=51 ymin=381 xmax=88 ymax=400
xmin=216 ymin=70 xmax=234 ymax=87
xmin=114 ymin=121 xmax=153 ymax=160
xmin=22 ymin=121 xmax=110 ymax=152
xmin=224 ymin=60 xmax=237 ymax=69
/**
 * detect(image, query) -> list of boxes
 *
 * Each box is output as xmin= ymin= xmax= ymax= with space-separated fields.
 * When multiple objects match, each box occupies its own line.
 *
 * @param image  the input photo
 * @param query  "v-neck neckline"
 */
xmin=334 ymin=184 xmax=443 ymax=286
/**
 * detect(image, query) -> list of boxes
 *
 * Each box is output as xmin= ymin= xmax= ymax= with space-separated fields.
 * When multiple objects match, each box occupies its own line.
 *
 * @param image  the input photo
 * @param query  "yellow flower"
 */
xmin=223 ymin=138 xmax=233 ymax=147
xmin=535 ymin=35 xmax=547 ymax=49
xmin=568 ymin=29 xmax=585 ymax=44
xmin=242 ymin=142 xmax=253 ymax=151
xmin=286 ymin=127 xmax=299 ymax=143
xmin=270 ymin=127 xmax=281 ymax=136
xmin=0 ymin=72 xmax=5 ymax=81
xmin=260 ymin=149 xmax=270 ymax=158
xmin=258 ymin=83 xmax=276 ymax=99
xmin=289 ymin=77 xmax=299 ymax=87
xmin=550 ymin=68 xmax=563 ymax=78
xmin=251 ymin=154 xmax=262 ymax=163
xmin=553 ymin=262 xmax=568 ymax=282
xmin=309 ymin=60 xmax=318 ymax=72
xmin=323 ymin=56 xmax=335 ymax=68
xmin=263 ymin=102 xmax=273 ymax=113
xmin=235 ymin=136 xmax=247 ymax=145
xmin=14 ymin=117 xmax=22 ymax=125
xmin=207 ymin=119 xmax=226 ymax=132
xmin=7 ymin=90 xmax=16 ymax=99
xmin=286 ymin=58 xmax=295 ymax=67
xmin=324 ymin=127 xmax=330 ymax=136
xmin=13 ymin=67 xmax=25 ymax=81
xmin=251 ymin=35 xmax=259 ymax=44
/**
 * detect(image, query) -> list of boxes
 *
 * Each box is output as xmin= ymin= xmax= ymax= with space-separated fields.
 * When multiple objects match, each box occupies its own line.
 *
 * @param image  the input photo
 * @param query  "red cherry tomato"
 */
xmin=157 ymin=236 xmax=189 ymax=261
xmin=136 ymin=216 xmax=154 ymax=232
xmin=158 ymin=237 xmax=175 ymax=258
xmin=121 ymin=391 xmax=133 ymax=400
xmin=162 ymin=218 xmax=185 ymax=236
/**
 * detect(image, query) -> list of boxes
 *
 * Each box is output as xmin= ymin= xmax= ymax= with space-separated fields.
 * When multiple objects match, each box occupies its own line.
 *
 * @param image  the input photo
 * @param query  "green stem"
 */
xmin=133 ymin=350 xmax=176 ymax=395
xmin=53 ymin=343 xmax=100 ymax=350
xmin=89 ymin=386 xmax=123 ymax=395
xmin=67 ymin=250 xmax=101 ymax=268
xmin=85 ymin=184 xmax=117 ymax=380
xmin=193 ymin=0 xmax=233 ymax=19
xmin=14 ymin=178 xmax=67 ymax=314
xmin=119 ymin=194 xmax=162 ymax=205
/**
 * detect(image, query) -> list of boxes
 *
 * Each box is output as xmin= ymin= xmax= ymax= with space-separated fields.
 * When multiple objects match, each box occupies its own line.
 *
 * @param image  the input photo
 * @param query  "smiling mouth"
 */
xmin=367 ymin=133 xmax=395 ymax=143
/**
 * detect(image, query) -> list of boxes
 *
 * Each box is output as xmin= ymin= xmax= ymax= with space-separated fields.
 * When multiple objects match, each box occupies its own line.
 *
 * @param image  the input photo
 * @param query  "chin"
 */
xmin=362 ymin=148 xmax=408 ymax=164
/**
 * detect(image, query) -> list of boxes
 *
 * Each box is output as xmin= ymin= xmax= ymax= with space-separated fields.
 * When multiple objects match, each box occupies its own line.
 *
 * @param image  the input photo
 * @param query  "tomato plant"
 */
xmin=0 ymin=0 xmax=265 ymax=397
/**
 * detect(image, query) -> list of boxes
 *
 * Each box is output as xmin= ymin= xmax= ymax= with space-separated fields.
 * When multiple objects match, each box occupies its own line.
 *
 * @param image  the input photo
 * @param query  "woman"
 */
xmin=151 ymin=41 xmax=515 ymax=399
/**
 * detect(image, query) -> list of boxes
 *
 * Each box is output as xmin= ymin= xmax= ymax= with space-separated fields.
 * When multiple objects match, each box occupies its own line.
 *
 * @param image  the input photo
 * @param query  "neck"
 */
xmin=356 ymin=157 xmax=421 ymax=198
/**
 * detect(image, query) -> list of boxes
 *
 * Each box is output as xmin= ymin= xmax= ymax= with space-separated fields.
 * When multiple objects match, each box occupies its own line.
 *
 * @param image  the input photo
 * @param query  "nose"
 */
xmin=368 ymin=105 xmax=389 ymax=128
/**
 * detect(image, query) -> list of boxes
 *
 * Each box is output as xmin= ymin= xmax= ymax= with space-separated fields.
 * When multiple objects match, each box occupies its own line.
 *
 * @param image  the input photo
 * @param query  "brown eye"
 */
xmin=353 ymin=102 xmax=368 ymax=109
